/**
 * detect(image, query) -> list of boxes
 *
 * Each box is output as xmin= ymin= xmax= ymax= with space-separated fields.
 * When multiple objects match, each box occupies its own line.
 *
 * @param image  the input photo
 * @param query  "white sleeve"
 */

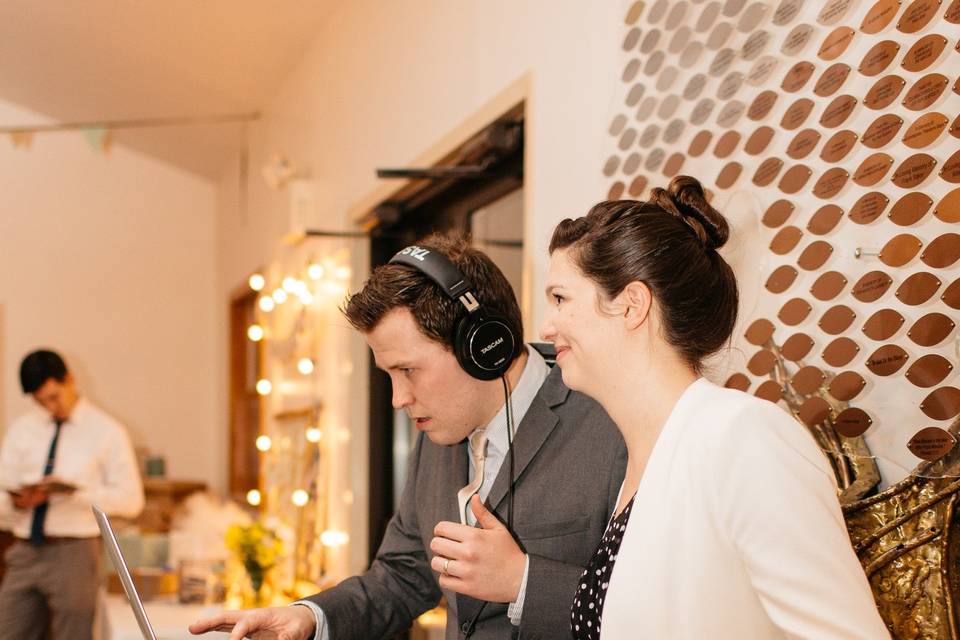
xmin=72 ymin=421 xmax=144 ymax=517
xmin=292 ymin=601 xmax=329 ymax=640
xmin=506 ymin=554 xmax=531 ymax=625
xmin=712 ymin=403 xmax=890 ymax=640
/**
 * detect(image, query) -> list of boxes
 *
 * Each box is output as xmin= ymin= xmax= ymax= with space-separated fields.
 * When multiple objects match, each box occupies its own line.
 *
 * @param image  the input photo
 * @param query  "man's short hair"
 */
xmin=20 ymin=349 xmax=69 ymax=394
xmin=342 ymin=233 xmax=524 ymax=361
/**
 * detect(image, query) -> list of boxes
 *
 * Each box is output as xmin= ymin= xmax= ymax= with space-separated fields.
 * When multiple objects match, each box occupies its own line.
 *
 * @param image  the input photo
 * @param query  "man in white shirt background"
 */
xmin=0 ymin=349 xmax=144 ymax=640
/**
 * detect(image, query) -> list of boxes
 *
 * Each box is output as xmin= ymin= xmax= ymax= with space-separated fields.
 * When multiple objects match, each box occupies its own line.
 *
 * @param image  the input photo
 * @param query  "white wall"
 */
xmin=215 ymin=0 xmax=627 ymax=572
xmin=0 ymin=99 xmax=223 ymax=491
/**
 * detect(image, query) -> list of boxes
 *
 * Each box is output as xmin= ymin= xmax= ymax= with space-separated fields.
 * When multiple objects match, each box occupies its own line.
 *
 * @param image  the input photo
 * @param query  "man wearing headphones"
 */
xmin=191 ymin=234 xmax=626 ymax=639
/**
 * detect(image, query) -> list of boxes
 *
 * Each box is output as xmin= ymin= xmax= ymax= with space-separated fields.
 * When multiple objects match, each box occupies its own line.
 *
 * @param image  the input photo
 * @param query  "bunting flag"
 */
xmin=9 ymin=131 xmax=33 ymax=149
xmin=81 ymin=126 xmax=113 ymax=153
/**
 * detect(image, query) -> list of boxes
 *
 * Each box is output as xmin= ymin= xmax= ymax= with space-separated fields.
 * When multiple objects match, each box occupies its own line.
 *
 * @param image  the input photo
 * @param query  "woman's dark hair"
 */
xmin=20 ymin=349 xmax=69 ymax=394
xmin=549 ymin=175 xmax=739 ymax=373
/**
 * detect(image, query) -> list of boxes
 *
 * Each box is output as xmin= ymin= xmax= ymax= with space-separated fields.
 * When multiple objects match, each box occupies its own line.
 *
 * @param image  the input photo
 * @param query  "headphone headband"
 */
xmin=390 ymin=245 xmax=480 ymax=312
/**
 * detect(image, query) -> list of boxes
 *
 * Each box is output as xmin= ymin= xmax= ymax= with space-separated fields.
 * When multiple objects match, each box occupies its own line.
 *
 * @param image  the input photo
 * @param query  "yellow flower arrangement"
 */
xmin=225 ymin=521 xmax=284 ymax=605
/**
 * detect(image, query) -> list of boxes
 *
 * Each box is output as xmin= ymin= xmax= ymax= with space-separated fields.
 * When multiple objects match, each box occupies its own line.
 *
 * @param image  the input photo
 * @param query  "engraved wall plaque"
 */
xmin=717 ymin=100 xmax=746 ymax=128
xmin=766 ymin=264 xmax=799 ymax=292
xmin=656 ymin=66 xmax=679 ymax=92
xmin=743 ymin=126 xmax=774 ymax=156
xmin=619 ymin=128 xmax=638 ymax=150
xmin=820 ymin=304 xmax=857 ymax=334
xmin=902 ymin=73 xmax=949 ymax=111
xmin=934 ymin=187 xmax=960 ymax=222
xmin=896 ymin=271 xmax=942 ymax=304
xmin=783 ymin=98 xmax=815 ymax=129
xmin=907 ymin=312 xmax=955 ymax=346
xmin=663 ymin=119 xmax=686 ymax=144
xmin=716 ymin=162 xmax=744 ymax=188
xmin=814 ymin=63 xmax=851 ymax=97
xmin=747 ymin=90 xmax=778 ymax=120
xmin=641 ymin=29 xmax=662 ymax=54
xmin=625 ymin=1 xmax=645 ymax=24
xmin=737 ymin=2 xmax=769 ymax=31
xmin=865 ymin=344 xmax=909 ymax=375
xmin=798 ymin=240 xmax=833 ymax=270
xmin=774 ymin=0 xmax=804 ymax=25
xmin=603 ymin=155 xmax=621 ymax=177
xmin=691 ymin=98 xmax=716 ymax=125
xmin=781 ymin=24 xmax=815 ymax=56
xmin=669 ymin=26 xmax=692 ymax=53
xmin=818 ymin=0 xmax=855 ymax=25
xmin=820 ymin=129 xmax=857 ymax=162
xmin=747 ymin=55 xmax=780 ymax=85
xmin=948 ymin=0 xmax=960 ymax=21
xmin=823 ymin=337 xmax=860 ymax=367
xmin=743 ymin=30 xmax=770 ymax=60
xmin=920 ymin=233 xmax=960 ymax=268
xmin=835 ymin=407 xmax=873 ymax=438
xmin=820 ymin=94 xmax=857 ymax=126
xmin=861 ymin=113 xmax=904 ymax=148
xmin=880 ymin=234 xmax=923 ymax=267
xmin=852 ymin=270 xmax=893 ymax=302
xmin=763 ymin=199 xmax=795 ymax=227
xmin=782 ymin=61 xmax=816 ymax=92
xmin=902 ymin=34 xmax=949 ymax=72
xmin=684 ymin=73 xmax=708 ymax=100
xmin=623 ymin=153 xmax=642 ymax=175
xmin=908 ymin=426 xmax=956 ymax=461
xmin=778 ymin=297 xmax=813 ymax=325
xmin=889 ymin=192 xmax=933 ymax=227
xmin=623 ymin=59 xmax=641 ymax=82
xmin=628 ymin=174 xmax=649 ymax=197
xmin=610 ymin=114 xmax=628 ymax=136
xmin=725 ymin=0 xmax=748 ymax=17
xmin=771 ymin=226 xmax=804 ymax=254
xmin=626 ymin=83 xmax=647 ymax=107
xmin=714 ymin=131 xmax=742 ymax=158
xmin=662 ymin=152 xmax=685 ymax=177
xmin=850 ymin=192 xmax=891 ymax=225
xmin=657 ymin=94 xmax=681 ymax=119
xmin=810 ymin=270 xmax=848 ymax=300
xmin=829 ymin=371 xmax=867 ymax=401
xmin=782 ymin=333 xmax=815 ymax=360
xmin=709 ymin=47 xmax=737 ymax=76
xmin=648 ymin=0 xmax=670 ymax=23
xmin=753 ymin=157 xmax=784 ymax=186
xmin=748 ymin=348 xmax=777 ymax=374
xmin=891 ymin=153 xmax=937 ymax=188
xmin=637 ymin=96 xmax=658 ymax=120
xmin=645 ymin=148 xmax=666 ymax=171
xmin=608 ymin=182 xmax=626 ymax=199
xmin=794 ymin=369 xmax=828 ymax=397
xmin=864 ymin=75 xmax=906 ymax=110
xmin=717 ymin=72 xmax=745 ymax=100
xmin=665 ymin=1 xmax=688 ymax=29
xmin=745 ymin=317 xmax=776 ymax=345
xmin=905 ymin=354 xmax=954 ymax=388
xmin=860 ymin=0 xmax=902 ymax=34
xmin=807 ymin=204 xmax=844 ymax=234
xmin=902 ymin=112 xmax=948 ymax=148
xmin=689 ymin=130 xmax=713 ymax=157
xmin=644 ymin=51 xmax=666 ymax=76
xmin=819 ymin=26 xmax=855 ymax=60
xmin=640 ymin=124 xmax=660 ymax=148
xmin=863 ymin=309 xmax=906 ymax=340
xmin=853 ymin=152 xmax=894 ymax=186
xmin=859 ymin=40 xmax=900 ymax=76
xmin=951 ymin=113 xmax=960 ymax=138
xmin=920 ymin=387 xmax=960 ymax=420
xmin=787 ymin=129 xmax=821 ymax=159
xmin=779 ymin=164 xmax=812 ymax=193
xmin=813 ymin=167 xmax=850 ymax=198
xmin=681 ymin=41 xmax=706 ymax=68
xmin=755 ymin=380 xmax=783 ymax=402
xmin=623 ymin=27 xmax=643 ymax=51
xmin=726 ymin=372 xmax=751 ymax=391
xmin=897 ymin=0 xmax=942 ymax=33
xmin=940 ymin=149 xmax=960 ymax=183
xmin=696 ymin=2 xmax=721 ymax=31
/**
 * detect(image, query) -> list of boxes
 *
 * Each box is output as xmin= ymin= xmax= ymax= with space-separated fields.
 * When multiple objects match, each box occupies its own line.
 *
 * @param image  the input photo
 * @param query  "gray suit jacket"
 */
xmin=307 ymin=366 xmax=626 ymax=639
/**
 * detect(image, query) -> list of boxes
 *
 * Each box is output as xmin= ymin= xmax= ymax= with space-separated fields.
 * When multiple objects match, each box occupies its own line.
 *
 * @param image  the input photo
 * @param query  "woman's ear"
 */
xmin=621 ymin=281 xmax=652 ymax=330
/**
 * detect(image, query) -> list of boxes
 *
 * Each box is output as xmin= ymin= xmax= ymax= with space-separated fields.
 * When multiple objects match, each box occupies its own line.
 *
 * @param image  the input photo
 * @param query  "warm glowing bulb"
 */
xmin=308 ymin=263 xmax=325 ymax=280
xmin=305 ymin=427 xmax=322 ymax=443
xmin=258 ymin=296 xmax=275 ymax=312
xmin=272 ymin=288 xmax=287 ymax=304
xmin=320 ymin=530 xmax=349 ymax=547
xmin=256 ymin=379 xmax=272 ymax=395
xmin=247 ymin=324 xmax=264 ymax=342
xmin=248 ymin=274 xmax=265 ymax=292
xmin=334 ymin=265 xmax=351 ymax=281
xmin=297 ymin=358 xmax=314 ymax=375
xmin=298 ymin=291 xmax=314 ymax=305
xmin=255 ymin=435 xmax=272 ymax=451
xmin=246 ymin=489 xmax=261 ymax=506
xmin=292 ymin=489 xmax=309 ymax=507
xmin=282 ymin=277 xmax=298 ymax=293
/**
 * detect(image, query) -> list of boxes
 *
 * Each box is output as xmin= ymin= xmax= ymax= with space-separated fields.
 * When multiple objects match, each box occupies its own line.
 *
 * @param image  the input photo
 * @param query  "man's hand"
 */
xmin=9 ymin=486 xmax=48 ymax=510
xmin=189 ymin=605 xmax=316 ymax=640
xmin=429 ymin=495 xmax=526 ymax=603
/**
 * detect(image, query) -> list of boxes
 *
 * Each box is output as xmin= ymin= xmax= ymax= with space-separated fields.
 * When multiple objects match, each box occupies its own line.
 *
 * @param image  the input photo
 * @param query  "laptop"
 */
xmin=93 ymin=504 xmax=160 ymax=640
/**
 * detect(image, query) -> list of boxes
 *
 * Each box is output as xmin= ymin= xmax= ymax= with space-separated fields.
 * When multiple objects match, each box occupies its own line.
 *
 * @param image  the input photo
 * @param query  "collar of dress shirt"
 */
xmin=478 ymin=345 xmax=550 ymax=460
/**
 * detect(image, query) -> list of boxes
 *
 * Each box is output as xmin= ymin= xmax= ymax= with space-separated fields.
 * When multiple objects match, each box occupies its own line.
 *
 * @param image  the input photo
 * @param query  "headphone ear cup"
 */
xmin=455 ymin=314 xmax=516 ymax=381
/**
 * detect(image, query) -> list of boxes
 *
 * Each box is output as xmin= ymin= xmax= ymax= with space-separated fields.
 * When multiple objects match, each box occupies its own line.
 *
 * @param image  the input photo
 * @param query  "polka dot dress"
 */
xmin=570 ymin=495 xmax=635 ymax=640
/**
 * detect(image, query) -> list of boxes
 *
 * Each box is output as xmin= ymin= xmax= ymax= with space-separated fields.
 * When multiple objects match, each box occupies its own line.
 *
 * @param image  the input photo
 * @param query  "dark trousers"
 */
xmin=0 ymin=538 xmax=100 ymax=640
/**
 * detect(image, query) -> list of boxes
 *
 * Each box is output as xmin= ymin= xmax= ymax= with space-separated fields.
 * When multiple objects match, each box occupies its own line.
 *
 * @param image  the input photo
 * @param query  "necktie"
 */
xmin=457 ymin=429 xmax=487 ymax=526
xmin=29 ymin=419 xmax=64 ymax=545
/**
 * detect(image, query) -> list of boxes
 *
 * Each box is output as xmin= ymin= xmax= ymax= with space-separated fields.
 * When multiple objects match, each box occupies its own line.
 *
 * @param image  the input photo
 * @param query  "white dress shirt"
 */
xmin=0 ymin=398 xmax=144 ymax=538
xmin=600 ymin=378 xmax=889 ymax=639
xmin=300 ymin=346 xmax=549 ymax=639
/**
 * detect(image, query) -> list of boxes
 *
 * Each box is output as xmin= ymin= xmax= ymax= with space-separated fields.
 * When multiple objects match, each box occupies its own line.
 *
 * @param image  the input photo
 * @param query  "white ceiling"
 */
xmin=0 ymin=1 xmax=334 ymax=179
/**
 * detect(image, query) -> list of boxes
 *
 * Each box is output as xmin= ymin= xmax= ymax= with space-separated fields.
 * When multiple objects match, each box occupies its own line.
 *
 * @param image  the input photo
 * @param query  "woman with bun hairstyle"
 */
xmin=541 ymin=177 xmax=889 ymax=639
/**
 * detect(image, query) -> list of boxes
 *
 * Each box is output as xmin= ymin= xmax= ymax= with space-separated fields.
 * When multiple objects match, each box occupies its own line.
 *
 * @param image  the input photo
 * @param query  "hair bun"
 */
xmin=652 ymin=176 xmax=729 ymax=250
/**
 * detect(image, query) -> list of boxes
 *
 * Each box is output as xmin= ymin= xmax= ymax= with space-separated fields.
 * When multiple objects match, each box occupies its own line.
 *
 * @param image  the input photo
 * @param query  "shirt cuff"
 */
xmin=506 ymin=554 xmax=530 ymax=626
xmin=292 ymin=600 xmax=328 ymax=640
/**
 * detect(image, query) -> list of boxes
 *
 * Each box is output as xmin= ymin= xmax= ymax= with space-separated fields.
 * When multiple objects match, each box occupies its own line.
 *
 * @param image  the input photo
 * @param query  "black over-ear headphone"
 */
xmin=389 ymin=245 xmax=517 ymax=381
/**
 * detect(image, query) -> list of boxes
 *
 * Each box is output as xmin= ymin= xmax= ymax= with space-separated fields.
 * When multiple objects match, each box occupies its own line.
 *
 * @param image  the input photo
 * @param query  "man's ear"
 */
xmin=621 ymin=281 xmax=652 ymax=330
